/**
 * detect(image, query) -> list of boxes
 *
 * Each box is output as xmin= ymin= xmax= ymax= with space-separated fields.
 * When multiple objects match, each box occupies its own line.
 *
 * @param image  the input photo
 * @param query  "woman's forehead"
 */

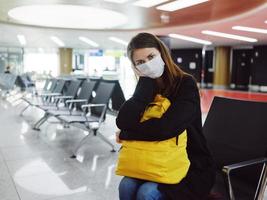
xmin=132 ymin=48 xmax=160 ymax=60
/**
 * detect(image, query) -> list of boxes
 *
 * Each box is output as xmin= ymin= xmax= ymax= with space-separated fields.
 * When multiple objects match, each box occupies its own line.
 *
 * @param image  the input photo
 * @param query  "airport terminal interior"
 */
xmin=0 ymin=0 xmax=267 ymax=200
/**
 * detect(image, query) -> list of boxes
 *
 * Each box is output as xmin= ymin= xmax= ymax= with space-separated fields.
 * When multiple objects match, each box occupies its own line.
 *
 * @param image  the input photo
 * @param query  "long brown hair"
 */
xmin=127 ymin=32 xmax=188 ymax=97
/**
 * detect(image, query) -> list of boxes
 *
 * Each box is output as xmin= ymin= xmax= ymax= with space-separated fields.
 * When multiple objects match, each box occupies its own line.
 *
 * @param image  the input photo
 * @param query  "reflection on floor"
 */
xmin=0 ymin=91 xmax=266 ymax=200
xmin=0 ymin=96 xmax=122 ymax=200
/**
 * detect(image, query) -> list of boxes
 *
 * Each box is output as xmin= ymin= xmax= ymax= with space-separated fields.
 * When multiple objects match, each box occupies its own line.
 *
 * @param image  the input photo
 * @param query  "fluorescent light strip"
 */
xmin=157 ymin=0 xmax=209 ymax=12
xmin=169 ymin=33 xmax=212 ymax=45
xmin=50 ymin=36 xmax=65 ymax=47
xmin=232 ymin=26 xmax=267 ymax=34
xmin=109 ymin=37 xmax=128 ymax=46
xmin=202 ymin=30 xmax=258 ymax=42
xmin=133 ymin=0 xmax=169 ymax=8
xmin=104 ymin=0 xmax=130 ymax=3
xmin=79 ymin=37 xmax=99 ymax=47
xmin=17 ymin=34 xmax=26 ymax=45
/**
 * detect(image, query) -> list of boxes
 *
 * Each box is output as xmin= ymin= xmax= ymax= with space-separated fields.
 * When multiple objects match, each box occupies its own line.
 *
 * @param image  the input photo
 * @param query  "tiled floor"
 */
xmin=0 ymin=92 xmax=266 ymax=200
xmin=0 ymin=94 xmax=122 ymax=200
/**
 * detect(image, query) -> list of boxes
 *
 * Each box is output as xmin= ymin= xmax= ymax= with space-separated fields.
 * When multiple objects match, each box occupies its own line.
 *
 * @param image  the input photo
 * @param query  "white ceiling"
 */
xmin=0 ymin=1 xmax=267 ymax=50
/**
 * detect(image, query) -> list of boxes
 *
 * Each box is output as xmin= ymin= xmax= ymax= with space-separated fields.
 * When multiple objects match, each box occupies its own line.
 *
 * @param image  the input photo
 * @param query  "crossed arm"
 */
xmin=116 ymin=75 xmax=199 ymax=141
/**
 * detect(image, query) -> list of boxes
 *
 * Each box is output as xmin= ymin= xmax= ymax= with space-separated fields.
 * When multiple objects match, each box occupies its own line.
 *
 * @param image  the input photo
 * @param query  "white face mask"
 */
xmin=135 ymin=54 xmax=165 ymax=79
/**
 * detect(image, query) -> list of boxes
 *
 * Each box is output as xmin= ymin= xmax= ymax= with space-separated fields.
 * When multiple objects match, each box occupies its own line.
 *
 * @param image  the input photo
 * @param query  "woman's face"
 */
xmin=132 ymin=47 xmax=160 ymax=66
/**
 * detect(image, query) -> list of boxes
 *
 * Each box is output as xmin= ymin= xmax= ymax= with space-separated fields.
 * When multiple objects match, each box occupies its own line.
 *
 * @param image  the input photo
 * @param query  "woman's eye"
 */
xmin=148 ymin=54 xmax=155 ymax=60
xmin=136 ymin=60 xmax=145 ymax=66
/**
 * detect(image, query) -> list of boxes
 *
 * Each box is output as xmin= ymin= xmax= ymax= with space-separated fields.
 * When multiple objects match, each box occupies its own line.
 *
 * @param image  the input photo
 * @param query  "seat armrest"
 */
xmin=223 ymin=157 xmax=267 ymax=173
xmin=81 ymin=104 xmax=107 ymax=124
xmin=222 ymin=157 xmax=267 ymax=200
xmin=81 ymin=104 xmax=106 ymax=109
xmin=66 ymin=99 xmax=87 ymax=104
xmin=39 ymin=93 xmax=62 ymax=97
xmin=54 ymin=96 xmax=74 ymax=100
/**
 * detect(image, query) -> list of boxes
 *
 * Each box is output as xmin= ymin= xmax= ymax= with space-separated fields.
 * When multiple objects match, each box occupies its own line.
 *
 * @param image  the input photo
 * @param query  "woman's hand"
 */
xmin=116 ymin=130 xmax=122 ymax=144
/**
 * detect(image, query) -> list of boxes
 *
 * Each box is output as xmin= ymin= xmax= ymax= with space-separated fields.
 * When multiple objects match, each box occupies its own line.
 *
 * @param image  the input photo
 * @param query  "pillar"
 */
xmin=213 ymin=47 xmax=231 ymax=89
xmin=59 ymin=48 xmax=72 ymax=75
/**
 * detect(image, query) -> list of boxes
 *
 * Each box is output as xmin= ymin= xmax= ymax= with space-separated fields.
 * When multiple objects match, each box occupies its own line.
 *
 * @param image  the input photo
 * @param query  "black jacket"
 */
xmin=116 ymin=75 xmax=215 ymax=200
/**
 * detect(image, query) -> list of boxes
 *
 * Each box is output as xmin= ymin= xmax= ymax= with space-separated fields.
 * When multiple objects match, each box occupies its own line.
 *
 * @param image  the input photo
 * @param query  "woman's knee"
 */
xmin=119 ymin=177 xmax=142 ymax=191
xmin=136 ymin=182 xmax=165 ymax=200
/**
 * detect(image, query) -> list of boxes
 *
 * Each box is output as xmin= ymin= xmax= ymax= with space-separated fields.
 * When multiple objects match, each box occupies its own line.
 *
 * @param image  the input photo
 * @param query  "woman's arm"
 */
xmin=116 ymin=75 xmax=199 ymax=141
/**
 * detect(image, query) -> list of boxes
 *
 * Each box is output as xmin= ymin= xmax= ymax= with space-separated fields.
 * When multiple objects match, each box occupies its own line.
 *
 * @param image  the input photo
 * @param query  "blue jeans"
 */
xmin=119 ymin=177 xmax=167 ymax=200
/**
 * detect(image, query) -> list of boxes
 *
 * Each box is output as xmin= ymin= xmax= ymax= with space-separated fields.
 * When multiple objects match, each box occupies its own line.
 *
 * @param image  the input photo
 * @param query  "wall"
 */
xmin=171 ymin=48 xmax=202 ymax=82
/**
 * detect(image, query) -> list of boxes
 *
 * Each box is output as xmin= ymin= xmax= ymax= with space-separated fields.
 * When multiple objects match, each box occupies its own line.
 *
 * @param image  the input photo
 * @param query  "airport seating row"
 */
xmin=19 ymin=76 xmax=126 ymax=157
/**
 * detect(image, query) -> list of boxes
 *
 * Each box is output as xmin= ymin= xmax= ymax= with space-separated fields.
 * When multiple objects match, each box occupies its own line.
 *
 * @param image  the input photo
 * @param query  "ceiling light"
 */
xmin=157 ymin=0 xmax=209 ymax=12
xmin=38 ymin=48 xmax=44 ymax=53
xmin=17 ymin=34 xmax=26 ymax=46
xmin=232 ymin=26 xmax=267 ymax=34
xmin=169 ymin=33 xmax=212 ymax=45
xmin=202 ymin=30 xmax=258 ymax=42
xmin=133 ymin=0 xmax=169 ymax=8
xmin=109 ymin=37 xmax=128 ymax=46
xmin=8 ymin=5 xmax=128 ymax=29
xmin=104 ymin=0 xmax=130 ymax=3
xmin=79 ymin=37 xmax=99 ymax=47
xmin=50 ymin=36 xmax=65 ymax=47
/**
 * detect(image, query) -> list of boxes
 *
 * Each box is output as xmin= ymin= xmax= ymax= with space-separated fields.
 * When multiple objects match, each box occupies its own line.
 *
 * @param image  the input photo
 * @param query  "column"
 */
xmin=213 ymin=47 xmax=231 ymax=89
xmin=59 ymin=48 xmax=72 ymax=75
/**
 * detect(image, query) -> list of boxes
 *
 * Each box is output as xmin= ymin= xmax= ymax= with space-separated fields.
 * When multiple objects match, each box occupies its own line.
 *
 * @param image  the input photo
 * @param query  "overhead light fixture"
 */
xmin=104 ymin=0 xmax=130 ymax=3
xmin=157 ymin=0 xmax=209 ymax=12
xmin=38 ymin=48 xmax=44 ymax=53
xmin=50 ymin=36 xmax=65 ymax=47
xmin=202 ymin=30 xmax=258 ymax=42
xmin=109 ymin=37 xmax=128 ymax=46
xmin=232 ymin=26 xmax=267 ymax=34
xmin=169 ymin=33 xmax=212 ymax=45
xmin=133 ymin=0 xmax=169 ymax=8
xmin=17 ymin=34 xmax=26 ymax=45
xmin=79 ymin=37 xmax=99 ymax=47
xmin=8 ymin=5 xmax=128 ymax=29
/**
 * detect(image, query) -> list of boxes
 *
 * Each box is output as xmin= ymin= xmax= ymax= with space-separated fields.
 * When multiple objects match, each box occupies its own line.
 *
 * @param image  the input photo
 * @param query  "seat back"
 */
xmin=90 ymin=81 xmax=115 ymax=117
xmin=47 ymin=78 xmax=57 ymax=92
xmin=101 ymin=79 xmax=125 ymax=111
xmin=43 ymin=79 xmax=51 ymax=91
xmin=76 ymin=80 xmax=96 ymax=110
xmin=64 ymin=80 xmax=82 ymax=97
xmin=203 ymin=97 xmax=267 ymax=198
xmin=52 ymin=79 xmax=66 ymax=94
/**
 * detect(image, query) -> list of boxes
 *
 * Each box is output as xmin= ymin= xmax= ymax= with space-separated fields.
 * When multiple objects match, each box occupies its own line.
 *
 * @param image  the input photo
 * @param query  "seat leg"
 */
xmin=222 ymin=170 xmax=235 ymax=200
xmin=71 ymin=131 xmax=94 ymax=158
xmin=254 ymin=163 xmax=267 ymax=200
xmin=33 ymin=113 xmax=50 ymax=131
xmin=20 ymin=105 xmax=30 ymax=116
xmin=97 ymin=131 xmax=116 ymax=152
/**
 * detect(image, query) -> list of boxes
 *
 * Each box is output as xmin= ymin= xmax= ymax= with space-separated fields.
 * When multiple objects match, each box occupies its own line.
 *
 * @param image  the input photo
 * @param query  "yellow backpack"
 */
xmin=116 ymin=94 xmax=190 ymax=184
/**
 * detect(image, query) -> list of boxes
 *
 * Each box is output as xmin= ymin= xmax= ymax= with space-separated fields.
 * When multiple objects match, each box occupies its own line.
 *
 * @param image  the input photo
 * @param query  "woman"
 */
xmin=116 ymin=33 xmax=216 ymax=200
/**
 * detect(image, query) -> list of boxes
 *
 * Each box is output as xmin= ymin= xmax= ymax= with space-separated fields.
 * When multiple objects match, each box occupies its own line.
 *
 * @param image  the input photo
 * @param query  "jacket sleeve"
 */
xmin=116 ymin=76 xmax=199 ymax=141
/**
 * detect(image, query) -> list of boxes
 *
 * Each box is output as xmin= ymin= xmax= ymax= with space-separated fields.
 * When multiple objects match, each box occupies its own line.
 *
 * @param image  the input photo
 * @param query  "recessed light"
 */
xmin=133 ymin=0 xmax=169 ymax=8
xmin=232 ymin=26 xmax=267 ymax=34
xmin=79 ymin=37 xmax=99 ymax=47
xmin=109 ymin=37 xmax=128 ymax=46
xmin=156 ymin=0 xmax=209 ymax=12
xmin=50 ymin=36 xmax=65 ymax=47
xmin=17 ymin=34 xmax=26 ymax=46
xmin=202 ymin=30 xmax=257 ymax=42
xmin=169 ymin=33 xmax=212 ymax=45
xmin=8 ymin=5 xmax=128 ymax=29
xmin=104 ymin=0 xmax=130 ymax=3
